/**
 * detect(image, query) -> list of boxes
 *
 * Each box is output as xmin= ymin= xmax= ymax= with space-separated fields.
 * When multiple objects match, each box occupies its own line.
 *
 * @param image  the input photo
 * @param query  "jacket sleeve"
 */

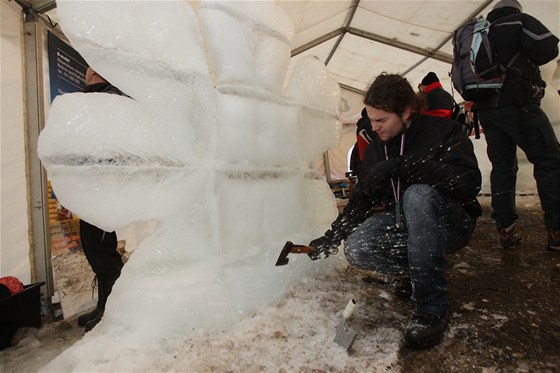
xmin=520 ymin=14 xmax=559 ymax=66
xmin=400 ymin=127 xmax=482 ymax=202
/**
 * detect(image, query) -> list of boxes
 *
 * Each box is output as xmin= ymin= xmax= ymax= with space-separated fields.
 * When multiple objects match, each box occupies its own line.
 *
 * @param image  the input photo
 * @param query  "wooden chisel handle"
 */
xmin=290 ymin=245 xmax=314 ymax=254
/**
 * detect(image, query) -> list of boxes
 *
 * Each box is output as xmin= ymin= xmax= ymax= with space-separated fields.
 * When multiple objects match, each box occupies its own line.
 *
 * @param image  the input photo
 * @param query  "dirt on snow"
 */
xmin=397 ymin=195 xmax=560 ymax=372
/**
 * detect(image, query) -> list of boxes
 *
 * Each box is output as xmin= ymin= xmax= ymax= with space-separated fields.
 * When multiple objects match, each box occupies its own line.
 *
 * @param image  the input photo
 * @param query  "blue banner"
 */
xmin=47 ymin=32 xmax=88 ymax=101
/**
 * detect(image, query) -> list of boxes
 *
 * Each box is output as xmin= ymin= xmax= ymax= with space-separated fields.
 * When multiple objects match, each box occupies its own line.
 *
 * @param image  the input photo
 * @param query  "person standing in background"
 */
xmin=419 ymin=72 xmax=475 ymax=136
xmin=418 ymin=72 xmax=455 ymax=119
xmin=76 ymin=67 xmax=126 ymax=332
xmin=474 ymin=0 xmax=560 ymax=250
xmin=350 ymin=108 xmax=376 ymax=176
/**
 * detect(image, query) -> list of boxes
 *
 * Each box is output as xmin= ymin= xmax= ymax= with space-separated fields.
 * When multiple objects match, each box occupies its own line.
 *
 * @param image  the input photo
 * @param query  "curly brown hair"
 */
xmin=363 ymin=73 xmax=422 ymax=117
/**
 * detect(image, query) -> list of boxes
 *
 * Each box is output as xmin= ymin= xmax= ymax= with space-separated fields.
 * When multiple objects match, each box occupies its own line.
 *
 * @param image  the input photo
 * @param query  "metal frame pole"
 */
xmin=22 ymin=11 xmax=53 ymax=313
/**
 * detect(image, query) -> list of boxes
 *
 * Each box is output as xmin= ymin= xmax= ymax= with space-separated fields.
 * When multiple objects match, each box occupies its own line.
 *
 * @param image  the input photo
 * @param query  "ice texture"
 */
xmin=37 ymin=0 xmax=341 ymax=367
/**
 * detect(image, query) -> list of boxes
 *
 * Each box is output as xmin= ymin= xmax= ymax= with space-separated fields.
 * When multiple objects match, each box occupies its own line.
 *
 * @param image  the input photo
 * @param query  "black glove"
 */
xmin=360 ymin=157 xmax=402 ymax=195
xmin=308 ymin=230 xmax=341 ymax=260
xmin=307 ymin=165 xmax=390 ymax=262
xmin=308 ymin=180 xmax=382 ymax=261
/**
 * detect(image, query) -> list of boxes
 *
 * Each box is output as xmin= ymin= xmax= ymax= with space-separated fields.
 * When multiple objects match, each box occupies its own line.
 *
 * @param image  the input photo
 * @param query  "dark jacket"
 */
xmin=356 ymin=108 xmax=375 ymax=160
xmin=332 ymin=115 xmax=482 ymax=240
xmin=421 ymin=82 xmax=455 ymax=119
xmin=363 ymin=115 xmax=481 ymax=206
xmin=84 ymin=82 xmax=127 ymax=96
xmin=479 ymin=7 xmax=559 ymax=107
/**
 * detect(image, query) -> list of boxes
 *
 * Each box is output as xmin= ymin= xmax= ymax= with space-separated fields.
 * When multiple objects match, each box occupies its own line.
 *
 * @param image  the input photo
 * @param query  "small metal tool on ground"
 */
xmin=275 ymin=241 xmax=314 ymax=266
xmin=334 ymin=298 xmax=358 ymax=350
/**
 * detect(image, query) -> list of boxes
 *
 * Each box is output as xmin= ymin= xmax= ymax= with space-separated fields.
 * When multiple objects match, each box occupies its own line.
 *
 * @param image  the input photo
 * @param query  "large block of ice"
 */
xmin=40 ymin=93 xmax=195 ymax=162
xmin=216 ymin=93 xmax=300 ymax=167
xmin=216 ymin=171 xmax=306 ymax=254
xmin=38 ymin=1 xmax=341 ymax=369
xmin=299 ymin=108 xmax=341 ymax=163
xmin=105 ymin=263 xmax=236 ymax=338
xmin=285 ymin=56 xmax=341 ymax=113
xmin=303 ymin=176 xmax=339 ymax=231
xmin=198 ymin=1 xmax=293 ymax=91
xmin=56 ymin=2 xmax=208 ymax=74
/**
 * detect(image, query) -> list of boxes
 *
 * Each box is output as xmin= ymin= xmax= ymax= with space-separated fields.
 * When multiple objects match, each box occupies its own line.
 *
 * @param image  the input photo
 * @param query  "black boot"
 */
xmin=77 ymin=277 xmax=103 ymax=326
xmin=81 ymin=278 xmax=116 ymax=331
xmin=404 ymin=311 xmax=449 ymax=349
xmin=77 ymin=306 xmax=103 ymax=327
xmin=394 ymin=278 xmax=413 ymax=298
xmin=84 ymin=307 xmax=105 ymax=332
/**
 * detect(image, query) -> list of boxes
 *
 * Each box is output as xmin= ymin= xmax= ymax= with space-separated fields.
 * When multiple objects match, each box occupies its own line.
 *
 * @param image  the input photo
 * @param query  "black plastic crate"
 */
xmin=0 ymin=282 xmax=45 ymax=349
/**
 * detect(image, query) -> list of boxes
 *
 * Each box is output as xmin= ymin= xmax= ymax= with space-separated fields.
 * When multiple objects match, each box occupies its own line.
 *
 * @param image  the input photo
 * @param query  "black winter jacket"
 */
xmin=478 ymin=7 xmax=559 ymax=107
xmin=422 ymin=82 xmax=455 ymax=118
xmin=84 ymin=82 xmax=127 ymax=96
xmin=330 ymin=115 xmax=482 ymax=241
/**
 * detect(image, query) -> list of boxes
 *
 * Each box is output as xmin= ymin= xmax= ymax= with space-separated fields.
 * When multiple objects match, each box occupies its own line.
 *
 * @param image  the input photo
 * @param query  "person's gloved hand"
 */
xmin=360 ymin=157 xmax=402 ymax=195
xmin=308 ymin=231 xmax=340 ymax=260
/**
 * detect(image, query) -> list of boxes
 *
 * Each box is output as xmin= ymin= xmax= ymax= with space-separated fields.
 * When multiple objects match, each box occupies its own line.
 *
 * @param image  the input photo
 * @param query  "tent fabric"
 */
xmin=1 ymin=1 xmax=31 ymax=284
xmin=279 ymin=0 xmax=559 ymax=98
xmin=328 ymin=123 xmax=358 ymax=181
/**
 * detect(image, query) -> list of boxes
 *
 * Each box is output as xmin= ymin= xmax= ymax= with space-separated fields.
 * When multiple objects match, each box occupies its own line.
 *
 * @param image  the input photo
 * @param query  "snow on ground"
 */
xmin=4 ymin=196 xmax=558 ymax=373
xmin=1 ymin=255 xmax=404 ymax=372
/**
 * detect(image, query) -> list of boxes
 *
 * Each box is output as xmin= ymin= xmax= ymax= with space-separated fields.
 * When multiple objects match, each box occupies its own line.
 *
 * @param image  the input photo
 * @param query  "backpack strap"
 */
xmin=508 ymin=51 xmax=521 ymax=67
xmin=472 ymin=110 xmax=481 ymax=139
xmin=451 ymin=101 xmax=461 ymax=119
xmin=488 ymin=17 xmax=521 ymax=74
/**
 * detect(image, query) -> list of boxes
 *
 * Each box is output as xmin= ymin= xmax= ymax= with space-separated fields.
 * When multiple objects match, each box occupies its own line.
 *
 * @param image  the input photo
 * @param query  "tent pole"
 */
xmin=323 ymin=152 xmax=332 ymax=184
xmin=22 ymin=12 xmax=54 ymax=314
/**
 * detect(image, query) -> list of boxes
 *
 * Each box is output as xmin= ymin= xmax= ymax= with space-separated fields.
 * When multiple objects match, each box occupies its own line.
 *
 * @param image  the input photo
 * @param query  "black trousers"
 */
xmin=79 ymin=220 xmax=123 ymax=281
xmin=479 ymin=104 xmax=560 ymax=230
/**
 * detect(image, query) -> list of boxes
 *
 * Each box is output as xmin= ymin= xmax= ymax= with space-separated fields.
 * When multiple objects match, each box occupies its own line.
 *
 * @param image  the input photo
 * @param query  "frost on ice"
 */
xmin=37 ymin=0 xmax=340 ymax=360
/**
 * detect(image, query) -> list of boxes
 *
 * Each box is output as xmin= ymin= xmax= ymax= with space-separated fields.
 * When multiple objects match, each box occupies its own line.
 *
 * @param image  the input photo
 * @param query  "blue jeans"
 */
xmin=345 ymin=184 xmax=475 ymax=317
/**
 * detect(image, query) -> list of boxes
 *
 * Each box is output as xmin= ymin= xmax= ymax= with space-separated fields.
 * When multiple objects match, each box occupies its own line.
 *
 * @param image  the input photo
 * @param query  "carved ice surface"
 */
xmin=37 ymin=0 xmax=341 ymax=369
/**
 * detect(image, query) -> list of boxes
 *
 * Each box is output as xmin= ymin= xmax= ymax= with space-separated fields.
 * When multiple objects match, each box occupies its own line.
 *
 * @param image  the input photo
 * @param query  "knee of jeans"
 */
xmin=345 ymin=229 xmax=361 ymax=250
xmin=344 ymin=246 xmax=361 ymax=268
xmin=343 ymin=239 xmax=367 ymax=268
xmin=403 ymin=184 xmax=438 ymax=208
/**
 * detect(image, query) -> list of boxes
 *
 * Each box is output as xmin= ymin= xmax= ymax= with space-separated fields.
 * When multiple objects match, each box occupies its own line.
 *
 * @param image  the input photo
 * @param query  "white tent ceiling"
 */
xmin=277 ymin=0 xmax=560 ymax=97
xmin=25 ymin=0 xmax=560 ymax=98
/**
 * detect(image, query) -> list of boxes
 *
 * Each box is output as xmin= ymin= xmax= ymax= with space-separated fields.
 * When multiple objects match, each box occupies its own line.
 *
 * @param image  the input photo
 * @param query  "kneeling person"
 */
xmin=309 ymin=73 xmax=482 ymax=349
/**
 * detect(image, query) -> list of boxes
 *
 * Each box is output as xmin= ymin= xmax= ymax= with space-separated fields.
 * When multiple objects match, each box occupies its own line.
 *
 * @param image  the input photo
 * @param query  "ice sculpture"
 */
xmin=38 ymin=0 xmax=340 ymax=362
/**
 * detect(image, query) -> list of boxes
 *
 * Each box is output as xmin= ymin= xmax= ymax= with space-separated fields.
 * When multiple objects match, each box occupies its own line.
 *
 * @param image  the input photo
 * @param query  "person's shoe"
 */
xmin=404 ymin=311 xmax=448 ymax=349
xmin=78 ymin=276 xmax=100 ymax=326
xmin=84 ymin=307 xmax=105 ymax=332
xmin=498 ymin=222 xmax=522 ymax=250
xmin=394 ymin=279 xmax=413 ymax=298
xmin=547 ymin=228 xmax=560 ymax=251
xmin=77 ymin=307 xmax=103 ymax=326
xmin=78 ymin=276 xmax=116 ymax=328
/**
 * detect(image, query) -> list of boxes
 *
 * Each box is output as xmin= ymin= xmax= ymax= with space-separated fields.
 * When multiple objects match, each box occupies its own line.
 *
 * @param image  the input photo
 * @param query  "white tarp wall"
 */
xmin=1 ymin=1 xmax=31 ymax=284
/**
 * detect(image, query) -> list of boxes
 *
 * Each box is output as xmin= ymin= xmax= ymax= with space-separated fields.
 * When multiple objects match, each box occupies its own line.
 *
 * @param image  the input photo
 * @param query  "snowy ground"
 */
xmin=1 ymin=256 xmax=403 ymax=373
xmin=1 ymin=195 xmax=559 ymax=372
